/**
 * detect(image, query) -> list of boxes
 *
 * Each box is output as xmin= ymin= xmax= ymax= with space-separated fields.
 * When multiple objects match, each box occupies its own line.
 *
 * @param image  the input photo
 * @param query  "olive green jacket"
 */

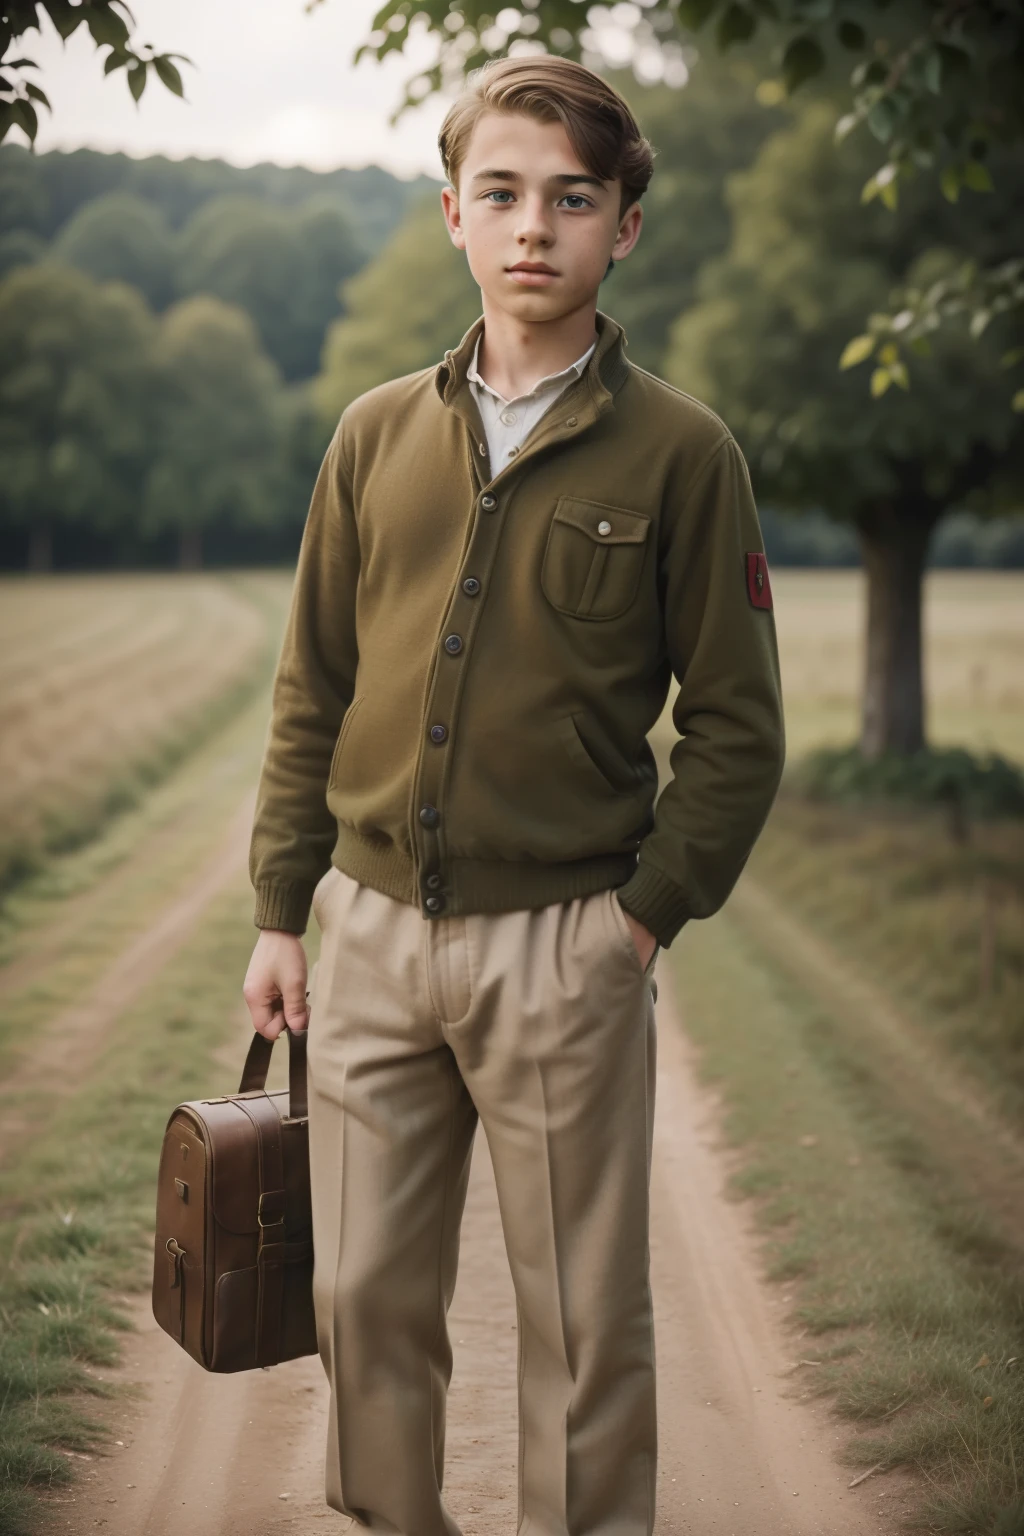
xmin=249 ymin=310 xmax=784 ymax=948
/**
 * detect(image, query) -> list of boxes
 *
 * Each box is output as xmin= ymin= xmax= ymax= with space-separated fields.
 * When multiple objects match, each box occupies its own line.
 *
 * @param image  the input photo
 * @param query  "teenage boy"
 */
xmin=244 ymin=53 xmax=784 ymax=1536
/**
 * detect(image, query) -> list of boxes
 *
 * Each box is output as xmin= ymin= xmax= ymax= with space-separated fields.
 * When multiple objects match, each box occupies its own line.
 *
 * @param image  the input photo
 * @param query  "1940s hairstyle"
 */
xmin=438 ymin=55 xmax=655 ymax=215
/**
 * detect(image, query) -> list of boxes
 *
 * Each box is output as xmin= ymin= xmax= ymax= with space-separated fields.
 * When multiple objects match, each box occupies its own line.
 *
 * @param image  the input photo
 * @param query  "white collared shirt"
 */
xmin=467 ymin=334 xmax=597 ymax=473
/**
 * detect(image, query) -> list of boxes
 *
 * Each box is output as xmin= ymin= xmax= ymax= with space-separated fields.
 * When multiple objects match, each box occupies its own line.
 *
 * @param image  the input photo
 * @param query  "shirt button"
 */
xmin=500 ymin=410 xmax=517 ymax=425
xmin=429 ymin=723 xmax=448 ymax=744
xmin=478 ymin=442 xmax=487 ymax=455
xmin=419 ymin=804 xmax=440 ymax=828
xmin=480 ymin=493 xmax=497 ymax=511
xmin=425 ymin=873 xmax=442 ymax=890
xmin=425 ymin=894 xmax=446 ymax=914
xmin=507 ymin=446 xmax=519 ymax=457
xmin=444 ymin=634 xmax=463 ymax=655
xmin=597 ymin=519 xmax=612 ymax=536
xmin=462 ymin=577 xmax=481 ymax=596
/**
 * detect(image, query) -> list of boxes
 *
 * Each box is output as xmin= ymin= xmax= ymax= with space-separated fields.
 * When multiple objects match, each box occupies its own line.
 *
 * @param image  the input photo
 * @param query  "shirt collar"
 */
xmin=466 ymin=334 xmax=597 ymax=406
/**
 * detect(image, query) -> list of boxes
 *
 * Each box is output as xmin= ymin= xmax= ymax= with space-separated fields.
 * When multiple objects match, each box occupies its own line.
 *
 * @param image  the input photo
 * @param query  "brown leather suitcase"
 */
xmin=151 ymin=1025 xmax=318 ymax=1371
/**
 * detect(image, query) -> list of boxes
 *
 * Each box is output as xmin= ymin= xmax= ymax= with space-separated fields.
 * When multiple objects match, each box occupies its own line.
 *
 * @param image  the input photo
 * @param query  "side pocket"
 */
xmin=556 ymin=713 xmax=619 ymax=796
xmin=327 ymin=696 xmax=362 ymax=791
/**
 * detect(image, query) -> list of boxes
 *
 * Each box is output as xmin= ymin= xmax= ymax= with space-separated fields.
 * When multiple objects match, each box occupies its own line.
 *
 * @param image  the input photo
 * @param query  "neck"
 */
xmin=476 ymin=296 xmax=598 ymax=400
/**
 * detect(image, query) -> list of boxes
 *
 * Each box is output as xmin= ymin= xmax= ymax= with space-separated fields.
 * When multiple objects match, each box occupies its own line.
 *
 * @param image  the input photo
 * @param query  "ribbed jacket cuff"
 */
xmin=615 ymin=861 xmax=691 ymax=948
xmin=253 ymin=881 xmax=315 ymax=934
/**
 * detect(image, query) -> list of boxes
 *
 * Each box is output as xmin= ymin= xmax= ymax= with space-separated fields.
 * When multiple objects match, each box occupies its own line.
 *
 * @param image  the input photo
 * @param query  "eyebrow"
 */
xmin=470 ymin=168 xmax=608 ymax=189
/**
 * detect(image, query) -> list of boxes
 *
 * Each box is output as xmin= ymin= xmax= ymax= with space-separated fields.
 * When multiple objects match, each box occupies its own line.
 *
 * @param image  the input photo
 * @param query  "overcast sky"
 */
xmin=27 ymin=0 xmax=454 ymax=179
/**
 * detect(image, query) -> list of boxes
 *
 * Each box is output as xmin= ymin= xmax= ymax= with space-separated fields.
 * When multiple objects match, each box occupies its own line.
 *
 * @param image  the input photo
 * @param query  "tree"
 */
xmin=663 ymin=102 xmax=1024 ymax=757
xmin=315 ymin=194 xmax=479 ymax=423
xmin=2 ymin=1 xmax=187 ymax=146
xmin=144 ymin=296 xmax=285 ymax=569
xmin=52 ymin=191 xmax=173 ymax=309
xmin=607 ymin=60 xmax=785 ymax=374
xmin=175 ymin=194 xmax=364 ymax=380
xmin=0 ymin=263 xmax=156 ymax=569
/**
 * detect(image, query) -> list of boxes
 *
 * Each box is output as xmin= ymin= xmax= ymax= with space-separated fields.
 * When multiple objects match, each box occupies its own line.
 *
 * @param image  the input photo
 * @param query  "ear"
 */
xmin=440 ymin=185 xmax=467 ymax=250
xmin=611 ymin=201 xmax=643 ymax=263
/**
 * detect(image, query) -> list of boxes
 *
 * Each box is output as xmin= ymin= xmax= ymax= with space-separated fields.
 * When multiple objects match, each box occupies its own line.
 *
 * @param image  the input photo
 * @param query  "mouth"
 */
xmin=506 ymin=261 xmax=559 ymax=285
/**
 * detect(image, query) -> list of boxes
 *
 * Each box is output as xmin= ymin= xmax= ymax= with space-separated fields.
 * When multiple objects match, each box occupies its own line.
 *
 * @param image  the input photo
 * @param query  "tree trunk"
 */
xmin=28 ymin=521 xmax=52 ymax=573
xmin=178 ymin=525 xmax=203 ymax=571
xmin=856 ymin=501 xmax=940 ymax=760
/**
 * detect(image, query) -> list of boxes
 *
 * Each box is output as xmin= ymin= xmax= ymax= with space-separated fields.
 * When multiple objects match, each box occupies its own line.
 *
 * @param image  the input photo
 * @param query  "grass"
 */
xmin=0 ymin=878 xmax=279 ymax=1536
xmin=746 ymin=794 xmax=1024 ymax=1124
xmin=0 ymin=572 xmax=285 ymax=895
xmin=671 ymin=907 xmax=1024 ymax=1533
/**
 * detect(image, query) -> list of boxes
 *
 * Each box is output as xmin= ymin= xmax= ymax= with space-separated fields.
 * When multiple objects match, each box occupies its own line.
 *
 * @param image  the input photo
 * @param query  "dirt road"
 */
xmin=47 ymin=960 xmax=904 ymax=1536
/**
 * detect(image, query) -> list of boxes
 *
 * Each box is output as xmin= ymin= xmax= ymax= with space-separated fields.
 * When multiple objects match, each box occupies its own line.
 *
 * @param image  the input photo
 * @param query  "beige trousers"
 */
xmin=306 ymin=866 xmax=659 ymax=1536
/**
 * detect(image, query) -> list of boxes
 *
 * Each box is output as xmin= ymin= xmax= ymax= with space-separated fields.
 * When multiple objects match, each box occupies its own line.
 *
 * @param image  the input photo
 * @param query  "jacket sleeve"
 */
xmin=249 ymin=418 xmax=360 ymax=932
xmin=615 ymin=433 xmax=785 ymax=947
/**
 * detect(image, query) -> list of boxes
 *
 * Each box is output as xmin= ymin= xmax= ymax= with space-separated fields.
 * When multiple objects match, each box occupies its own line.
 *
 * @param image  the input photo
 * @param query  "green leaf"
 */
xmin=86 ymin=6 xmax=131 ymax=49
xmin=24 ymin=82 xmax=50 ymax=108
xmin=10 ymin=97 xmax=38 ymax=141
xmin=870 ymin=367 xmax=892 ymax=398
xmin=878 ymin=176 xmax=898 ymax=211
xmin=677 ymin=0 xmax=718 ymax=28
xmin=867 ymin=97 xmax=898 ymax=143
xmin=940 ymin=164 xmax=960 ymax=203
xmin=3 ymin=58 xmax=41 ymax=70
xmin=0 ymin=103 xmax=17 ymax=143
xmin=878 ymin=342 xmax=899 ymax=367
xmin=834 ymin=111 xmax=859 ymax=143
xmin=860 ymin=174 xmax=880 ymax=204
xmin=889 ymin=360 xmax=909 ymax=390
xmin=104 ymin=50 xmax=129 ymax=74
xmin=153 ymin=55 xmax=184 ymax=96
xmin=1012 ymin=389 xmax=1024 ymax=413
xmin=837 ymin=20 xmax=865 ymax=50
xmin=716 ymin=4 xmax=756 ymax=50
xmin=45 ymin=2 xmax=85 ymax=41
xmin=839 ymin=334 xmax=875 ymax=369
xmin=782 ymin=33 xmax=825 ymax=93
xmin=909 ymin=336 xmax=932 ymax=358
xmin=969 ymin=309 xmax=991 ymax=339
xmin=1000 ymin=348 xmax=1024 ymax=368
xmin=127 ymin=60 xmax=147 ymax=102
xmin=923 ymin=47 xmax=942 ymax=95
xmin=961 ymin=160 xmax=993 ymax=193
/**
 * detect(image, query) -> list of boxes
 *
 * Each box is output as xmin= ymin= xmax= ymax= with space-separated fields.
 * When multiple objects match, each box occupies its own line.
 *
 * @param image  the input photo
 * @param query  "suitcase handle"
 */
xmin=239 ymin=1025 xmax=308 ymax=1118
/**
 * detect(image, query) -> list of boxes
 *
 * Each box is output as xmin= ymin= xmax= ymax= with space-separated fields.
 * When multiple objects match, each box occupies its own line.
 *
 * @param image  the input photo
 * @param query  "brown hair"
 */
xmin=438 ymin=54 xmax=654 ymax=215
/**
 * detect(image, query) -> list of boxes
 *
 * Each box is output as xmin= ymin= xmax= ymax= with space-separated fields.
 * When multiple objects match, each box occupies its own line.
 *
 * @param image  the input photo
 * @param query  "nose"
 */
xmin=514 ymin=192 xmax=554 ymax=248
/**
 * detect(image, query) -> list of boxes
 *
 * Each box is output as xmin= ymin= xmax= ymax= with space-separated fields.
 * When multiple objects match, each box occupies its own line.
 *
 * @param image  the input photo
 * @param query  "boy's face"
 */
xmin=441 ymin=110 xmax=642 ymax=324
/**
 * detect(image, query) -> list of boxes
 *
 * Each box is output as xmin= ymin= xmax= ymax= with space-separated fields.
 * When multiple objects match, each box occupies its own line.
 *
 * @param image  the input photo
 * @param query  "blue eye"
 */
xmin=486 ymin=190 xmax=514 ymax=203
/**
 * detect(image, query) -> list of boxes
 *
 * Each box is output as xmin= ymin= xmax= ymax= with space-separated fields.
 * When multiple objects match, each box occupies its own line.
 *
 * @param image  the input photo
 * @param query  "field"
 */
xmin=0 ymin=573 xmax=279 ymax=897
xmin=0 ymin=568 xmax=1021 ymax=1536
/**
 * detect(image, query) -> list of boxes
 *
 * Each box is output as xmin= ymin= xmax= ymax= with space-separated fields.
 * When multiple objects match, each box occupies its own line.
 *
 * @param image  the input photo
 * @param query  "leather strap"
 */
xmin=235 ymin=1092 xmax=287 ymax=1367
xmin=239 ymin=1026 xmax=308 ymax=1118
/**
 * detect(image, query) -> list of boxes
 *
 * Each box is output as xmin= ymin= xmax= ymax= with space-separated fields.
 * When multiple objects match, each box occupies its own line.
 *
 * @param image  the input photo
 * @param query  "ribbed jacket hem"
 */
xmin=331 ymin=824 xmax=639 ymax=917
xmin=615 ymin=860 xmax=691 ymax=948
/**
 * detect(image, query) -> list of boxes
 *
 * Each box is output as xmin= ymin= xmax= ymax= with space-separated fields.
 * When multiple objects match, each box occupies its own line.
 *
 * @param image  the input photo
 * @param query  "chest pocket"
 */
xmin=541 ymin=497 xmax=651 ymax=621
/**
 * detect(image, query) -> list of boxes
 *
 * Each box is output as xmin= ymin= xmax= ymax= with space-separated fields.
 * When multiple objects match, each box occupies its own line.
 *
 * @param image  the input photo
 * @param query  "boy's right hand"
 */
xmin=242 ymin=930 xmax=309 ymax=1040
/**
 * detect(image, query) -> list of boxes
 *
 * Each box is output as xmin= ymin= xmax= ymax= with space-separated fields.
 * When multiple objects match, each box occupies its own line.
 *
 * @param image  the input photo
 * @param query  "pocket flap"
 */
xmin=553 ymin=498 xmax=650 ymax=546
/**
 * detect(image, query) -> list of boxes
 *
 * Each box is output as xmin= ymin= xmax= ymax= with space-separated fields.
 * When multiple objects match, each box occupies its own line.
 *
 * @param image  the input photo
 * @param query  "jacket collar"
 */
xmin=435 ymin=310 xmax=631 ymax=490
xmin=435 ymin=309 xmax=631 ymax=412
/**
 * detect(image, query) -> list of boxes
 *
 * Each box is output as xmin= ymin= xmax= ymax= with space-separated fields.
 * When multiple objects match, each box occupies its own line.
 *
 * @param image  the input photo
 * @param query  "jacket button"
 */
xmin=425 ymin=873 xmax=442 ymax=890
xmin=425 ymin=894 xmax=445 ymax=914
xmin=597 ymin=519 xmax=612 ymax=536
xmin=462 ymin=576 xmax=481 ymax=596
xmin=444 ymin=634 xmax=463 ymax=655
xmin=429 ymin=723 xmax=447 ymax=744
xmin=419 ymin=804 xmax=440 ymax=828
xmin=480 ymin=493 xmax=497 ymax=511
xmin=566 ymin=415 xmax=578 ymax=427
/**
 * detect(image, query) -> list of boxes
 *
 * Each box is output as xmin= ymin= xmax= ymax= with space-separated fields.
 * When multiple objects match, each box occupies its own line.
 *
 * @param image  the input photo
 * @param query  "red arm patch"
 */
xmin=746 ymin=552 xmax=773 ymax=611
